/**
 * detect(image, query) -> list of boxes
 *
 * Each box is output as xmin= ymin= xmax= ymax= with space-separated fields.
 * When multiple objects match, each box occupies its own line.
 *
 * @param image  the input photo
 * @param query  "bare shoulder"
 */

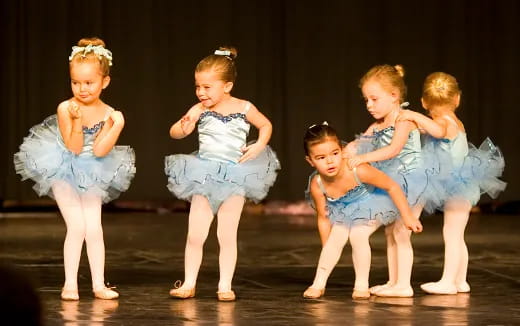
xmin=308 ymin=174 xmax=321 ymax=193
xmin=57 ymin=100 xmax=71 ymax=112
xmin=355 ymin=163 xmax=378 ymax=180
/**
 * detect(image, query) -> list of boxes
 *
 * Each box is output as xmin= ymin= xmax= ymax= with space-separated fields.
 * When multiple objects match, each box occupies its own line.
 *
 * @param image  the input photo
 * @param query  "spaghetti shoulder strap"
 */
xmin=242 ymin=101 xmax=251 ymax=114
xmin=352 ymin=167 xmax=362 ymax=185
xmin=315 ymin=175 xmax=328 ymax=195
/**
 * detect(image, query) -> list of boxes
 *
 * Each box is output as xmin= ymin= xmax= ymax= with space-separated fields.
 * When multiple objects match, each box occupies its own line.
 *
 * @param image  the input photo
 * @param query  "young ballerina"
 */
xmin=165 ymin=47 xmax=280 ymax=301
xmin=302 ymin=123 xmax=422 ymax=300
xmin=397 ymin=72 xmax=506 ymax=294
xmin=14 ymin=37 xmax=135 ymax=300
xmin=347 ymin=64 xmax=435 ymax=297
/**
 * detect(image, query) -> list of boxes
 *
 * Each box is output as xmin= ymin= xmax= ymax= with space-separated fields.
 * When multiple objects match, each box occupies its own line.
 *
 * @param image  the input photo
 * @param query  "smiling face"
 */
xmin=306 ymin=137 xmax=344 ymax=178
xmin=194 ymin=69 xmax=233 ymax=108
xmin=70 ymin=61 xmax=110 ymax=106
xmin=361 ymin=79 xmax=399 ymax=120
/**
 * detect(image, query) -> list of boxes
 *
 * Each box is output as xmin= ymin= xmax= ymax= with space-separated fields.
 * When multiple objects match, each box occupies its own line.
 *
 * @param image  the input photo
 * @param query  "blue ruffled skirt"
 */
xmin=422 ymin=137 xmax=506 ymax=212
xmin=165 ymin=145 xmax=280 ymax=213
xmin=13 ymin=115 xmax=136 ymax=203
xmin=305 ymin=172 xmax=398 ymax=227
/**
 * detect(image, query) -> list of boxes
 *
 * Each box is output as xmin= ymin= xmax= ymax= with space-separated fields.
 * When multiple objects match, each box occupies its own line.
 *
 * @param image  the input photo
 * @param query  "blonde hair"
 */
xmin=195 ymin=46 xmax=238 ymax=82
xmin=360 ymin=64 xmax=407 ymax=102
xmin=422 ymin=72 xmax=461 ymax=108
xmin=69 ymin=37 xmax=111 ymax=76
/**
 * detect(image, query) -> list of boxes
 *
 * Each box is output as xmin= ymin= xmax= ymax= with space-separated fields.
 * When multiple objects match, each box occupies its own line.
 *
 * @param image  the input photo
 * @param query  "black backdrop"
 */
xmin=2 ymin=0 xmax=518 ymax=203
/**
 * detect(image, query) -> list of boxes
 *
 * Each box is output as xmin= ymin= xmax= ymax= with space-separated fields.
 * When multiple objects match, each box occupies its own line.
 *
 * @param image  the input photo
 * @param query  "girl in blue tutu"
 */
xmin=397 ymin=72 xmax=506 ymax=294
xmin=14 ymin=38 xmax=135 ymax=300
xmin=165 ymin=46 xmax=280 ymax=301
xmin=347 ymin=65 xmax=433 ymax=297
xmin=302 ymin=123 xmax=422 ymax=300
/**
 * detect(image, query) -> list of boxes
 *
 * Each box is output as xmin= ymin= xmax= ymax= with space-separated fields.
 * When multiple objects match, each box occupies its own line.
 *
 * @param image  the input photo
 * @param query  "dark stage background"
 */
xmin=1 ymin=0 xmax=518 ymax=204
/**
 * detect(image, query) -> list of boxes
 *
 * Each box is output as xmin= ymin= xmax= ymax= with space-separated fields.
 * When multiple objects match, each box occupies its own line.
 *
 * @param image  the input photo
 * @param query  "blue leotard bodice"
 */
xmin=370 ymin=126 xmax=422 ymax=170
xmin=198 ymin=102 xmax=251 ymax=163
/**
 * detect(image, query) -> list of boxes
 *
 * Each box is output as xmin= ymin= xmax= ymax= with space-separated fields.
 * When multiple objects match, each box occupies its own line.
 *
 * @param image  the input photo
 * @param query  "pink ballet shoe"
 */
xmin=374 ymin=285 xmax=414 ymax=297
xmin=93 ymin=284 xmax=119 ymax=300
xmin=352 ymin=289 xmax=371 ymax=299
xmin=420 ymin=282 xmax=457 ymax=295
xmin=61 ymin=288 xmax=79 ymax=301
xmin=457 ymin=282 xmax=471 ymax=293
xmin=217 ymin=290 xmax=236 ymax=302
xmin=169 ymin=280 xmax=195 ymax=299
xmin=303 ymin=287 xmax=325 ymax=299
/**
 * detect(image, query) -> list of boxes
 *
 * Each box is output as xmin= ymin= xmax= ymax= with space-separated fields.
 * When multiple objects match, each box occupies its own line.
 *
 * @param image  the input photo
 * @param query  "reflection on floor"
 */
xmin=1 ymin=212 xmax=519 ymax=325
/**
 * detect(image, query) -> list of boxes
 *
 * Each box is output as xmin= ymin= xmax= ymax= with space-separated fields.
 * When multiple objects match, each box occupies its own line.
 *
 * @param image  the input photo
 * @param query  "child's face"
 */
xmin=306 ymin=138 xmax=344 ymax=178
xmin=361 ymin=79 xmax=399 ymax=120
xmin=195 ymin=70 xmax=233 ymax=108
xmin=70 ymin=61 xmax=110 ymax=105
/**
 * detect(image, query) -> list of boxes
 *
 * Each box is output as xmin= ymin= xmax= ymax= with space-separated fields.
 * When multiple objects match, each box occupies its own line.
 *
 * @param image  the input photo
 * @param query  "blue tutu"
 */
xmin=355 ymin=128 xmax=447 ymax=209
xmin=165 ymin=145 xmax=280 ymax=213
xmin=422 ymin=135 xmax=506 ymax=210
xmin=13 ymin=115 xmax=136 ymax=203
xmin=305 ymin=171 xmax=399 ymax=227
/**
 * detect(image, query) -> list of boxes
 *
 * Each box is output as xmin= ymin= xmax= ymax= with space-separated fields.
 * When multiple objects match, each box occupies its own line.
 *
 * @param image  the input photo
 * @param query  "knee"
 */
xmin=217 ymin=230 xmax=237 ymax=248
xmin=392 ymin=225 xmax=411 ymax=242
xmin=85 ymin=224 xmax=103 ymax=242
xmin=66 ymin=224 xmax=86 ymax=239
xmin=187 ymin=232 xmax=207 ymax=248
xmin=349 ymin=232 xmax=369 ymax=248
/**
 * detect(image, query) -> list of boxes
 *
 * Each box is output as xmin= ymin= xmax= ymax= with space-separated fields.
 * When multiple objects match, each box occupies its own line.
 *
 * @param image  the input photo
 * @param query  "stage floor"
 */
xmin=1 ymin=211 xmax=519 ymax=325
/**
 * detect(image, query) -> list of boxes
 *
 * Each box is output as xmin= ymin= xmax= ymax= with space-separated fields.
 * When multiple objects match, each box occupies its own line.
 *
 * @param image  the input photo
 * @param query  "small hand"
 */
xmin=406 ymin=219 xmax=423 ymax=233
xmin=180 ymin=115 xmax=196 ymax=135
xmin=68 ymin=101 xmax=81 ymax=120
xmin=396 ymin=109 xmax=415 ymax=123
xmin=239 ymin=142 xmax=266 ymax=163
xmin=110 ymin=110 xmax=125 ymax=127
xmin=343 ymin=141 xmax=357 ymax=159
xmin=347 ymin=155 xmax=364 ymax=168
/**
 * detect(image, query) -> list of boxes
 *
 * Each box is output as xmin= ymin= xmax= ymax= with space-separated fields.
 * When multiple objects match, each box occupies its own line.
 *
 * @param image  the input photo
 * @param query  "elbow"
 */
xmin=388 ymin=147 xmax=402 ymax=158
xmin=93 ymin=148 xmax=109 ymax=158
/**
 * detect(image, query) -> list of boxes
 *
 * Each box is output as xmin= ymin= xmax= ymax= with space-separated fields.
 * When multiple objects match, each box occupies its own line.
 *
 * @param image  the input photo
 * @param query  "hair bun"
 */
xmin=216 ymin=46 xmax=238 ymax=60
xmin=394 ymin=64 xmax=405 ymax=78
xmin=77 ymin=37 xmax=106 ymax=48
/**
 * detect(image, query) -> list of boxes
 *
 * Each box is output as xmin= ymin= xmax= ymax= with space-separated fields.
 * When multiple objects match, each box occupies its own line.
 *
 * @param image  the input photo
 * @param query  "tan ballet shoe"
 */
xmin=217 ymin=290 xmax=236 ymax=302
xmin=352 ymin=289 xmax=371 ymax=299
xmin=93 ymin=284 xmax=119 ymax=300
xmin=169 ymin=280 xmax=195 ymax=299
xmin=303 ymin=287 xmax=325 ymax=299
xmin=61 ymin=288 xmax=79 ymax=301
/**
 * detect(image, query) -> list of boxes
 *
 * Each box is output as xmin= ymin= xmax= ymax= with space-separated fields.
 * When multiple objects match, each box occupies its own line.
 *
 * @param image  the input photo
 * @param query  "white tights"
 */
xmin=52 ymin=181 xmax=106 ymax=291
xmin=180 ymin=194 xmax=245 ymax=292
xmin=379 ymin=204 xmax=422 ymax=291
xmin=436 ymin=199 xmax=471 ymax=286
xmin=310 ymin=223 xmax=380 ymax=291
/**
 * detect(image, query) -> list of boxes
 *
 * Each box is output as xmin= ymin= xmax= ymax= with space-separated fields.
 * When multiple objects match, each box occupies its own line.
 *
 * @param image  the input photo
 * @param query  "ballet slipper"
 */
xmin=93 ymin=284 xmax=119 ymax=300
xmin=303 ymin=287 xmax=325 ymax=299
xmin=169 ymin=280 xmax=195 ymax=299
xmin=420 ymin=282 xmax=457 ymax=295
xmin=456 ymin=281 xmax=471 ymax=293
xmin=61 ymin=288 xmax=79 ymax=301
xmin=217 ymin=290 xmax=236 ymax=301
xmin=369 ymin=282 xmax=393 ymax=294
xmin=374 ymin=285 xmax=414 ymax=297
xmin=352 ymin=289 xmax=371 ymax=299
